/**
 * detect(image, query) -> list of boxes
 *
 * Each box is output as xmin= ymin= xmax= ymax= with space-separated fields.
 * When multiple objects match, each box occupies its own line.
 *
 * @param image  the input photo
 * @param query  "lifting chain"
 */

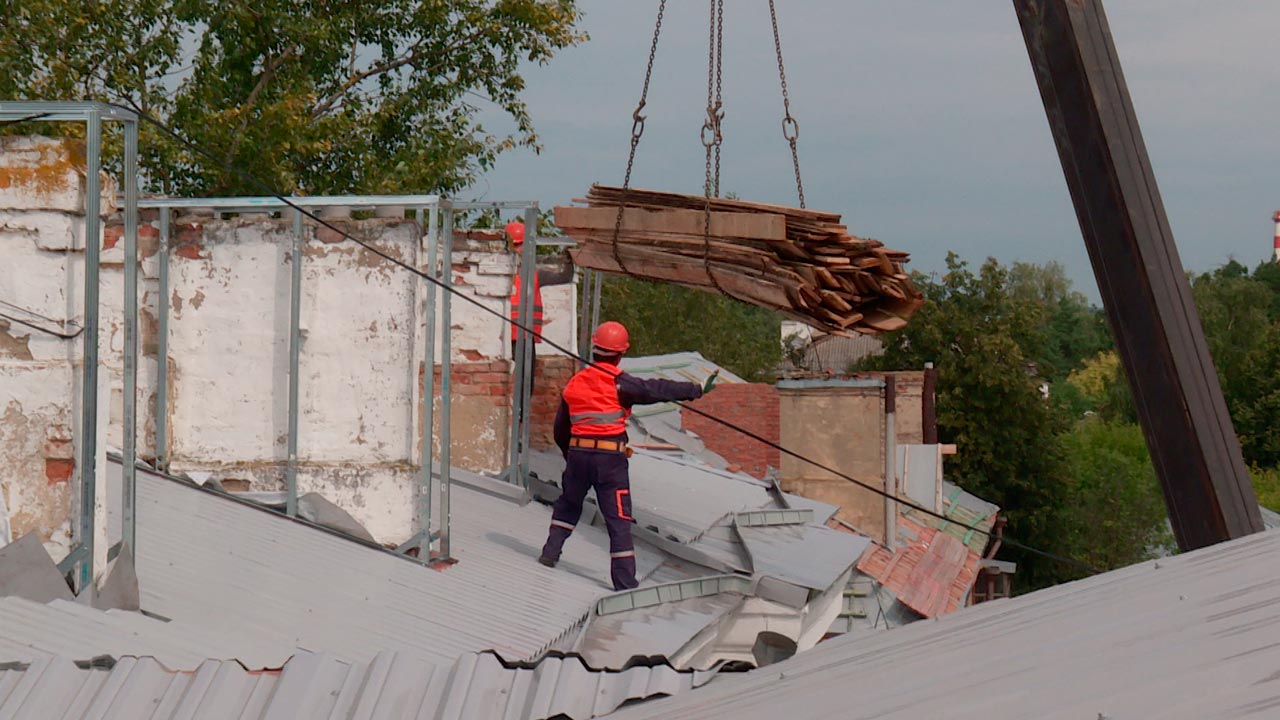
xmin=769 ymin=0 xmax=806 ymax=208
xmin=610 ymin=0 xmax=668 ymax=278
xmin=703 ymin=0 xmax=736 ymax=299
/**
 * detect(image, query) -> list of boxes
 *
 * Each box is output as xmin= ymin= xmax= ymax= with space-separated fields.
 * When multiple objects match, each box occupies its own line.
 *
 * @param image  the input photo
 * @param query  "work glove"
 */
xmin=702 ymin=371 xmax=720 ymax=394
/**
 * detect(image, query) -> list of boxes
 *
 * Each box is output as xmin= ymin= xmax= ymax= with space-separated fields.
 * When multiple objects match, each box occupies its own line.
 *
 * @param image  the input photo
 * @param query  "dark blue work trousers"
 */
xmin=540 ymin=448 xmax=637 ymax=591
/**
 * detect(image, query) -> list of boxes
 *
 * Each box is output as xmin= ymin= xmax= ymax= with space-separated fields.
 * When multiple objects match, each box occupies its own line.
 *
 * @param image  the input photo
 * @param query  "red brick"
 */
xmin=45 ymin=458 xmax=74 ymax=484
xmin=174 ymin=243 xmax=205 ymax=260
xmin=103 ymin=224 xmax=123 ymax=250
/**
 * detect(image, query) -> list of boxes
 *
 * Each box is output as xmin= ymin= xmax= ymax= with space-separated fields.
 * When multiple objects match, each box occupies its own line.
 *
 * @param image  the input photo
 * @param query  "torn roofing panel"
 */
xmin=607 ymin=529 xmax=1280 ymax=720
xmin=901 ymin=480 xmax=999 ymax=556
xmin=855 ymin=518 xmax=981 ymax=619
xmin=736 ymin=523 xmax=870 ymax=592
xmin=576 ymin=592 xmax=747 ymax=670
xmin=103 ymin=462 xmax=664 ymax=668
xmin=0 ymin=649 xmax=714 ymax=720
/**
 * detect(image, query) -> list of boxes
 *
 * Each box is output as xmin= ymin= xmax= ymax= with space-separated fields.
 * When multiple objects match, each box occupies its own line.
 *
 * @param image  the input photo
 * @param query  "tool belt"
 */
xmin=570 ymin=437 xmax=633 ymax=457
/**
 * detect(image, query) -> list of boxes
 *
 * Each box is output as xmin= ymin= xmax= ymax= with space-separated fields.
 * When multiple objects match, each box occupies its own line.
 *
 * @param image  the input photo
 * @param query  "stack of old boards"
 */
xmin=555 ymin=185 xmax=923 ymax=335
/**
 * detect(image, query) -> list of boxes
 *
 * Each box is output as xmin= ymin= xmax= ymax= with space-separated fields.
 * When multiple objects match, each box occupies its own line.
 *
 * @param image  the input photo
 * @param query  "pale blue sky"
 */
xmin=465 ymin=1 xmax=1280 ymax=301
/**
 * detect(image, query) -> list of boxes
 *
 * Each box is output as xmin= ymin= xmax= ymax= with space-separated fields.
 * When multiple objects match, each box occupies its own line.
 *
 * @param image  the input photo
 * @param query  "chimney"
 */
xmin=1273 ymin=211 xmax=1280 ymax=263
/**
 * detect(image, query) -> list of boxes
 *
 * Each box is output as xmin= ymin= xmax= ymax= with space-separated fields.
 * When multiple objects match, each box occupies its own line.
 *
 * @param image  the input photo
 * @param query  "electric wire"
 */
xmin=105 ymin=100 xmax=1101 ymax=577
xmin=0 ymin=311 xmax=82 ymax=339
xmin=0 ymin=112 xmax=51 ymax=126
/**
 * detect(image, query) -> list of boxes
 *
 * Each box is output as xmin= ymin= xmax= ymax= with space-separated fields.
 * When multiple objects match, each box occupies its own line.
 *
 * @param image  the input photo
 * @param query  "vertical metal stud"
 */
xmin=439 ymin=204 xmax=454 ymax=558
xmin=156 ymin=209 xmax=171 ymax=471
xmin=883 ymin=377 xmax=897 ymax=550
xmin=590 ymin=272 xmax=603 ymax=334
xmin=122 ymin=118 xmax=139 ymax=558
xmin=577 ymin=268 xmax=592 ymax=364
xmin=517 ymin=204 xmax=539 ymax=486
xmin=286 ymin=210 xmax=303 ymax=516
xmin=418 ymin=206 xmax=439 ymax=559
xmin=77 ymin=107 xmax=102 ymax=592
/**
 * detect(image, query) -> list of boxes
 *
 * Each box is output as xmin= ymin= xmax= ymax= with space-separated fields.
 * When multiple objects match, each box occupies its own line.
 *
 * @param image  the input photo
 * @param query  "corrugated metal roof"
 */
xmin=0 ymin=649 xmax=714 ymax=720
xmin=0 ymin=596 xmax=298 ymax=669
xmin=102 ymin=462 xmax=665 ymax=669
xmin=611 ymin=528 xmax=1280 ymax=720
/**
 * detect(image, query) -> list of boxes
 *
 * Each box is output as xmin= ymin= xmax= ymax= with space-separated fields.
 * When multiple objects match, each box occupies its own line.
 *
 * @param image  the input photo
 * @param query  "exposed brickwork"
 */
xmin=681 ymin=383 xmax=780 ymax=478
xmin=428 ymin=355 xmax=574 ymax=452
xmin=530 ymin=356 xmax=575 ymax=451
xmin=44 ymin=458 xmax=74 ymax=484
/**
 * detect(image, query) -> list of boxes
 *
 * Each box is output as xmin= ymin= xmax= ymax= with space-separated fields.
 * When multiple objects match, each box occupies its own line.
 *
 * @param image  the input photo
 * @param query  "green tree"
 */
xmin=597 ymin=276 xmax=782 ymax=382
xmin=1008 ymin=261 xmax=1111 ymax=381
xmin=1191 ymin=261 xmax=1272 ymax=400
xmin=862 ymin=254 xmax=1078 ymax=589
xmin=1065 ymin=350 xmax=1136 ymax=423
xmin=0 ymin=0 xmax=585 ymax=195
xmin=1059 ymin=419 xmax=1174 ymax=570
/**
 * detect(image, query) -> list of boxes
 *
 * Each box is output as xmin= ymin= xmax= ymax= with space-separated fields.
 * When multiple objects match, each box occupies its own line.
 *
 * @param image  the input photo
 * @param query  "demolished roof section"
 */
xmin=608 ymin=528 xmax=1280 ymax=720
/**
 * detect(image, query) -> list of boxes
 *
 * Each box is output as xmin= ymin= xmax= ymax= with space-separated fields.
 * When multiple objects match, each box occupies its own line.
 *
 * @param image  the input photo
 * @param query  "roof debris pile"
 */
xmin=556 ymin=185 xmax=924 ymax=335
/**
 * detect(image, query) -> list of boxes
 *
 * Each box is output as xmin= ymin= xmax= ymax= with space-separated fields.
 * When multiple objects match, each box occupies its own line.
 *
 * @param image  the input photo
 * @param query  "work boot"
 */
xmin=538 ymin=555 xmax=557 ymax=568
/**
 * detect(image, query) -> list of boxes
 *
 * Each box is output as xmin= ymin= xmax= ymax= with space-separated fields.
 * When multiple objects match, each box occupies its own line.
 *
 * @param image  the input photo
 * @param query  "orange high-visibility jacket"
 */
xmin=562 ymin=364 xmax=630 ymax=436
xmin=510 ymin=271 xmax=544 ymax=343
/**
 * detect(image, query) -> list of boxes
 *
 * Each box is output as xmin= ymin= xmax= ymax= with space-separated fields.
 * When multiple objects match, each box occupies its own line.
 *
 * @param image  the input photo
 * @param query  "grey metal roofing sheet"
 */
xmin=576 ymin=593 xmax=746 ymax=670
xmin=627 ymin=450 xmax=770 ymax=543
xmin=0 ymin=597 xmax=297 ymax=670
xmin=0 ymin=649 xmax=712 ymax=720
xmin=610 ymin=529 xmax=1280 ymax=720
xmin=735 ymin=523 xmax=870 ymax=591
xmin=104 ymin=462 xmax=664 ymax=669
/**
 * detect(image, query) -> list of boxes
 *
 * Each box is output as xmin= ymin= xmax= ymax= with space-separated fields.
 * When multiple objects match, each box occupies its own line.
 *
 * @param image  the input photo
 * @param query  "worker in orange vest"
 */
xmin=539 ymin=321 xmax=719 ymax=590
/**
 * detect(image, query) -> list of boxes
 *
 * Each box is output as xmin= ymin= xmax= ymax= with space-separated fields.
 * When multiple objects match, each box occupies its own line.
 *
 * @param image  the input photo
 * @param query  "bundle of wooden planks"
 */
xmin=555 ymin=185 xmax=924 ymax=335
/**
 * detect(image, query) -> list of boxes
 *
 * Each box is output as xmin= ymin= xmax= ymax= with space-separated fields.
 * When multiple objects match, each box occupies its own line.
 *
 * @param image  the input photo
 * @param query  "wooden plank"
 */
xmin=554 ymin=205 xmax=787 ymax=241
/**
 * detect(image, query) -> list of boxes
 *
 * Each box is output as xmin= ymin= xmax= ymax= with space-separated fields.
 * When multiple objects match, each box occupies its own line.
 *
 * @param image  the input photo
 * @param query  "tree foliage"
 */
xmin=597 ymin=276 xmax=782 ymax=382
xmin=1059 ymin=419 xmax=1174 ymax=571
xmin=0 ymin=0 xmax=585 ymax=195
xmin=862 ymin=254 xmax=1081 ymax=588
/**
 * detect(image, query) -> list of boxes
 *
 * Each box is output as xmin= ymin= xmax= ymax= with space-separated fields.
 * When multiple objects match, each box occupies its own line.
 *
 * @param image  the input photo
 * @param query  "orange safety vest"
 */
xmin=511 ymin=271 xmax=544 ymax=343
xmin=563 ymin=365 xmax=630 ymax=436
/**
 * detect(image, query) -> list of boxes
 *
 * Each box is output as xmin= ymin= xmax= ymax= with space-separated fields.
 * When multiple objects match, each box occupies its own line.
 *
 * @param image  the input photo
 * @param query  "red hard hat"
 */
xmin=592 ymin=321 xmax=630 ymax=353
xmin=505 ymin=220 xmax=525 ymax=245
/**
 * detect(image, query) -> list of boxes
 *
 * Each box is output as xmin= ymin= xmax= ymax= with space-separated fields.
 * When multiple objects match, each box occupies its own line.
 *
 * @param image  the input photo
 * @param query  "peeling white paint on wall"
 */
xmin=0 ymin=137 xmax=115 ymax=570
xmin=1 ymin=136 xmax=581 ymax=550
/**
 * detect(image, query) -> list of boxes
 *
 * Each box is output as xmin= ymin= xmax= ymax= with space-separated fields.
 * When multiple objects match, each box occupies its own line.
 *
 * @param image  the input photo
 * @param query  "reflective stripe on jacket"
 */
xmin=510 ymin=271 xmax=544 ymax=342
xmin=563 ymin=364 xmax=630 ymax=436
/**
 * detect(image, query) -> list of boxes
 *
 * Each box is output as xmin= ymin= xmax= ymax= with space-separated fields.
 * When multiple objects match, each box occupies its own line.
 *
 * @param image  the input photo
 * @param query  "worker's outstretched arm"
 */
xmin=616 ymin=373 xmax=704 ymax=408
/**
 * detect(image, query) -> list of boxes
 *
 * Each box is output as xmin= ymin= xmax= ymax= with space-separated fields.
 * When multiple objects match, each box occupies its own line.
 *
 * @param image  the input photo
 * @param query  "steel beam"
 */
xmin=1014 ymin=0 xmax=1263 ymax=548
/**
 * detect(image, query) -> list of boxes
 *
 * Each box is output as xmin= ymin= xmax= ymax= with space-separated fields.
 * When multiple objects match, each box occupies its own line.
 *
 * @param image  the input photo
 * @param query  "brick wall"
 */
xmin=681 ymin=383 xmax=780 ymax=478
xmin=529 ymin=356 xmax=575 ymax=450
xmin=431 ymin=355 xmax=574 ymax=457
